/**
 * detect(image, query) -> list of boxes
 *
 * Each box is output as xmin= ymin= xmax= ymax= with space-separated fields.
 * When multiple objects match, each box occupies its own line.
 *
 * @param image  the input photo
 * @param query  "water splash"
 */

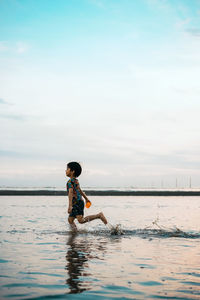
xmin=106 ymin=223 xmax=124 ymax=235
xmin=87 ymin=219 xmax=200 ymax=239
xmin=8 ymin=224 xmax=200 ymax=239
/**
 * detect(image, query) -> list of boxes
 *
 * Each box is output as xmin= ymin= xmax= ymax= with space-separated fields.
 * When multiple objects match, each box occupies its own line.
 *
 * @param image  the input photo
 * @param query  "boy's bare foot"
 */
xmin=98 ymin=212 xmax=108 ymax=225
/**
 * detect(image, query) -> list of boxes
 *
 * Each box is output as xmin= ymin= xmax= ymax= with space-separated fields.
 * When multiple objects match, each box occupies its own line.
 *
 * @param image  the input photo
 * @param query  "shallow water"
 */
xmin=0 ymin=195 xmax=200 ymax=299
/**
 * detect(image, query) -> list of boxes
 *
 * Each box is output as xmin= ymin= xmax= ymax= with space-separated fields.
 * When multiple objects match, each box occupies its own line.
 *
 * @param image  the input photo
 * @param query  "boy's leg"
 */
xmin=68 ymin=216 xmax=77 ymax=231
xmin=77 ymin=212 xmax=107 ymax=225
xmin=99 ymin=212 xmax=107 ymax=224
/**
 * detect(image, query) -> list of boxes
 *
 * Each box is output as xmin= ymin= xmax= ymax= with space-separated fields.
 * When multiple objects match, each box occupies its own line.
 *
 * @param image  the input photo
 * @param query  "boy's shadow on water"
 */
xmin=65 ymin=231 xmax=110 ymax=294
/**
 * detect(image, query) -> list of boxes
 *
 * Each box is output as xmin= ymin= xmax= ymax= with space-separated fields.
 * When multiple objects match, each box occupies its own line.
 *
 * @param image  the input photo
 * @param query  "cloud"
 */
xmin=0 ymin=150 xmax=25 ymax=158
xmin=175 ymin=18 xmax=191 ymax=30
xmin=0 ymin=41 xmax=29 ymax=54
xmin=0 ymin=98 xmax=9 ymax=105
xmin=0 ymin=113 xmax=26 ymax=121
xmin=16 ymin=42 xmax=29 ymax=54
xmin=88 ymin=0 xmax=106 ymax=9
xmin=0 ymin=41 xmax=8 ymax=52
xmin=185 ymin=28 xmax=200 ymax=37
xmin=135 ymin=150 xmax=200 ymax=170
xmin=145 ymin=0 xmax=172 ymax=13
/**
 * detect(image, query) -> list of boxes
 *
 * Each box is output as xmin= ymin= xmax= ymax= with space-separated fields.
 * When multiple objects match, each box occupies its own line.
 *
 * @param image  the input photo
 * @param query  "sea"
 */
xmin=0 ymin=192 xmax=200 ymax=299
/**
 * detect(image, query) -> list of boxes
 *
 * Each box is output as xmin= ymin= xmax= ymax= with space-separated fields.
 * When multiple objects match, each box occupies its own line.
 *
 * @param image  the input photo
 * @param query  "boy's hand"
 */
xmin=85 ymin=199 xmax=91 ymax=208
xmin=68 ymin=206 xmax=72 ymax=214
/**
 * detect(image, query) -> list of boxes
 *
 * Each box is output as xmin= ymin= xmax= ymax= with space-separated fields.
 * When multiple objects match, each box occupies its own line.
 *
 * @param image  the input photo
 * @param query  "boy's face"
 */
xmin=65 ymin=167 xmax=74 ymax=177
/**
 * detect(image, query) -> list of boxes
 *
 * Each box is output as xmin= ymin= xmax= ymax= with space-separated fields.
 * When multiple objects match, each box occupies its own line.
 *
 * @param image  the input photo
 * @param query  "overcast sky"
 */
xmin=1 ymin=0 xmax=200 ymax=188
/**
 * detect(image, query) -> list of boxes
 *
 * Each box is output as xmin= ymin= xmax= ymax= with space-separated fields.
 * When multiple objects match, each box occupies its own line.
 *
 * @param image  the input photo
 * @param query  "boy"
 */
xmin=66 ymin=161 xmax=108 ymax=231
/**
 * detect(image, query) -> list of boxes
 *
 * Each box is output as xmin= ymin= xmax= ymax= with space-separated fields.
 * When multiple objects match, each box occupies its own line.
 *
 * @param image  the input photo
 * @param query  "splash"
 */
xmin=144 ymin=217 xmax=189 ymax=237
xmin=106 ymin=223 xmax=124 ymax=235
xmin=24 ymin=220 xmax=200 ymax=239
xmin=91 ymin=219 xmax=200 ymax=239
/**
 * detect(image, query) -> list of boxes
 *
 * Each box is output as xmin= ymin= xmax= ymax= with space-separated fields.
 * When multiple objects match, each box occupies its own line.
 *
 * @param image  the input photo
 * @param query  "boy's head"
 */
xmin=66 ymin=161 xmax=82 ymax=178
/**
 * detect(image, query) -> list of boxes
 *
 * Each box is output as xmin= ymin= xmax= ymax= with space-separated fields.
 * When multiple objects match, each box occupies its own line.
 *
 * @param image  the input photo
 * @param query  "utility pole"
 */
xmin=189 ymin=177 xmax=192 ymax=188
xmin=176 ymin=178 xmax=178 ymax=189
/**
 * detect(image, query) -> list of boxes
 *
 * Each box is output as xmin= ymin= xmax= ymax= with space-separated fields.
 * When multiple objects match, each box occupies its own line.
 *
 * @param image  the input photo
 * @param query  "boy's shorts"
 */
xmin=69 ymin=198 xmax=84 ymax=218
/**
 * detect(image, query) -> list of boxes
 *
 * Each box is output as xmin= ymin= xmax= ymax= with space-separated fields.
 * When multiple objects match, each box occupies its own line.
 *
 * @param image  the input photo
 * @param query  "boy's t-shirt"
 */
xmin=66 ymin=177 xmax=82 ymax=201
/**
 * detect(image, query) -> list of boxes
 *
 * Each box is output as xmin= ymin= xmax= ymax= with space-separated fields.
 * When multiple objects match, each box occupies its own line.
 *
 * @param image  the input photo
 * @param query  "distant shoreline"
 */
xmin=1 ymin=190 xmax=200 ymax=196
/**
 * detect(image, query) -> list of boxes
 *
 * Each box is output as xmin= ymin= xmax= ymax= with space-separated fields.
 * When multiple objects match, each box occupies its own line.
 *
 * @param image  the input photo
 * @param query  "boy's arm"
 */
xmin=68 ymin=188 xmax=73 ymax=213
xmin=79 ymin=188 xmax=89 ymax=202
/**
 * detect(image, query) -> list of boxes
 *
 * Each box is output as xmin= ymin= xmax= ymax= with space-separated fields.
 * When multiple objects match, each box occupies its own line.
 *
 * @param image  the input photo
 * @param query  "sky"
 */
xmin=1 ymin=0 xmax=200 ymax=188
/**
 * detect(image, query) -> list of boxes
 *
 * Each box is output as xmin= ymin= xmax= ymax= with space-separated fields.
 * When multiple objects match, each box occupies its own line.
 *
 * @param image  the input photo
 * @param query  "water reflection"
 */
xmin=65 ymin=232 xmax=107 ymax=294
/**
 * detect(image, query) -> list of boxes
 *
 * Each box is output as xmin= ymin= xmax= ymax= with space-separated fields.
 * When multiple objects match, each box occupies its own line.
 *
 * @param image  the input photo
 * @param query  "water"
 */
xmin=0 ymin=196 xmax=200 ymax=299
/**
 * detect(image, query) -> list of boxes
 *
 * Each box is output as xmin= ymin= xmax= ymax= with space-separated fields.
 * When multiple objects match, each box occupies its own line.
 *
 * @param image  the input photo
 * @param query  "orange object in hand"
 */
xmin=85 ymin=200 xmax=91 ymax=208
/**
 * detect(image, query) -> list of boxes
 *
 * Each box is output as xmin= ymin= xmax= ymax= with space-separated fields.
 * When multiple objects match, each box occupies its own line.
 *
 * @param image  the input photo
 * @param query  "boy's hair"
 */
xmin=67 ymin=161 xmax=82 ymax=177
